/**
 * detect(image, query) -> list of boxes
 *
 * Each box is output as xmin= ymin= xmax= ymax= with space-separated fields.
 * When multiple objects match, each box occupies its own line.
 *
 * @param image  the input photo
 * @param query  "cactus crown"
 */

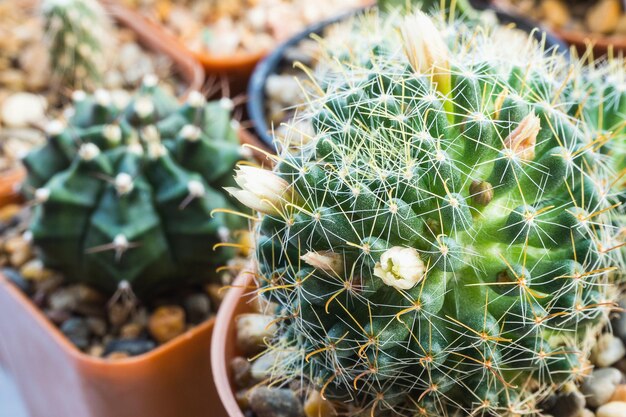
xmin=230 ymin=10 xmax=625 ymax=416
xmin=23 ymin=78 xmax=246 ymax=297
xmin=42 ymin=0 xmax=111 ymax=91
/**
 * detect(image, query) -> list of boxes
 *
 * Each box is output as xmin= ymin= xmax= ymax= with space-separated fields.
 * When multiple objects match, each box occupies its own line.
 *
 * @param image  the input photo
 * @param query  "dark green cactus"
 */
xmin=23 ymin=77 xmax=247 ymax=297
xmin=42 ymin=0 xmax=110 ymax=91
xmin=230 ymin=10 xmax=624 ymax=416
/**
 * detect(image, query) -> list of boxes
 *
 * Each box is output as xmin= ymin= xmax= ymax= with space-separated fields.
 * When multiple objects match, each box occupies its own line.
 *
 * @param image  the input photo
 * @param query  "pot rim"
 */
xmin=247 ymin=4 xmax=570 ymax=149
xmin=211 ymin=267 xmax=257 ymax=417
xmin=0 ymin=272 xmax=216 ymax=367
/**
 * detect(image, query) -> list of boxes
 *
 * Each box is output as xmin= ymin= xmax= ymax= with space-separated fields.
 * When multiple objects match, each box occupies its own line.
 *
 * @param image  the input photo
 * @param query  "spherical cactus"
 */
xmin=41 ymin=0 xmax=111 ymax=91
xmin=23 ymin=76 xmax=247 ymax=297
xmin=229 ymin=10 xmax=625 ymax=416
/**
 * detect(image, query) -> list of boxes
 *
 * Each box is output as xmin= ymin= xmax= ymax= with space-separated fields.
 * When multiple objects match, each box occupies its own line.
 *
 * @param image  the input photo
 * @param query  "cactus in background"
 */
xmin=42 ymin=0 xmax=111 ymax=91
xmin=230 ymin=10 xmax=624 ymax=416
xmin=22 ymin=76 xmax=247 ymax=297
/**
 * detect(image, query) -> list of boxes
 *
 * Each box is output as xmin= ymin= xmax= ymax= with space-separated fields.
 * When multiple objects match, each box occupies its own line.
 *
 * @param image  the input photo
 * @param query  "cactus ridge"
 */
xmin=23 ymin=79 xmax=246 ymax=296
xmin=230 ymin=10 xmax=626 ymax=417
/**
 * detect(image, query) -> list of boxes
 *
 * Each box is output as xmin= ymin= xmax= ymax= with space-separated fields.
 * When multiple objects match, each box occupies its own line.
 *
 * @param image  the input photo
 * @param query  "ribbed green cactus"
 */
xmin=23 ymin=76 xmax=247 ymax=297
xmin=42 ymin=0 xmax=110 ymax=91
xmin=229 ymin=10 xmax=625 ymax=416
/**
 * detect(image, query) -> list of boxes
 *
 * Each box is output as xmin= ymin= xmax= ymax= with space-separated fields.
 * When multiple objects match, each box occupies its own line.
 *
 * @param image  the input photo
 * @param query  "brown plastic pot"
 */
xmin=211 ymin=268 xmax=257 ymax=417
xmin=0 ymin=272 xmax=227 ymax=417
xmin=0 ymin=166 xmax=25 ymax=208
xmin=553 ymin=29 xmax=626 ymax=56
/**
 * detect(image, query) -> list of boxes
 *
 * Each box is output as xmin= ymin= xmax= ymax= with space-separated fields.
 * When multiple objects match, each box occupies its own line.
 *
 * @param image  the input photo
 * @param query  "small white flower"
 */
xmin=35 ymin=188 xmax=51 ymax=203
xmin=374 ymin=246 xmax=426 ymax=290
xmin=226 ymin=166 xmax=291 ymax=215
xmin=301 ymin=251 xmax=344 ymax=274
xmin=142 ymin=74 xmax=159 ymax=88
xmin=187 ymin=180 xmax=205 ymax=198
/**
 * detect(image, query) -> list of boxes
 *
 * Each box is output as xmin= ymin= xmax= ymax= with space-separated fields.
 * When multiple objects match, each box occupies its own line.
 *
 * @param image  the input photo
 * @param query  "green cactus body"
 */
xmin=230 ymin=10 xmax=624 ymax=416
xmin=42 ymin=0 xmax=110 ymax=91
xmin=23 ymin=78 xmax=246 ymax=297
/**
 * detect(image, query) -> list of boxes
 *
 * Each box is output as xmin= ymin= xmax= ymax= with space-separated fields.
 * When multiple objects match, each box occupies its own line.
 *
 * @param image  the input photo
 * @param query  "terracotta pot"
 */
xmin=101 ymin=0 xmax=205 ymax=96
xmin=0 ymin=166 xmax=25 ymax=208
xmin=211 ymin=269 xmax=257 ymax=417
xmin=0 ymin=272 xmax=227 ymax=417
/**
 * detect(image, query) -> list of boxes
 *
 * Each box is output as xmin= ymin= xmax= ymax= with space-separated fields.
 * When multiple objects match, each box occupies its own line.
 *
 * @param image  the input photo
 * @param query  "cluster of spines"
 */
xmin=42 ymin=0 xmax=111 ymax=91
xmin=229 ymin=10 xmax=625 ymax=417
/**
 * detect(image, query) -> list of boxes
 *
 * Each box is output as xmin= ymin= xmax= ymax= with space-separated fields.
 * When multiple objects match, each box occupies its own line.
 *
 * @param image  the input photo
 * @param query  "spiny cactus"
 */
xmin=22 ymin=76 xmax=247 ymax=297
xmin=42 ymin=0 xmax=111 ymax=91
xmin=229 ymin=10 xmax=625 ymax=416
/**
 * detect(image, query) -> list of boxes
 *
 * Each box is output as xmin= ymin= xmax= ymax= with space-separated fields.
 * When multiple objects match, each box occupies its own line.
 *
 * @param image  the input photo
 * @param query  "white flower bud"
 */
xmin=504 ymin=112 xmax=541 ymax=161
xmin=301 ymin=251 xmax=344 ymax=274
xmin=226 ymin=166 xmax=292 ymax=215
xmin=374 ymin=246 xmax=425 ymax=290
xmin=187 ymin=180 xmax=205 ymax=197
xmin=72 ymin=90 xmax=87 ymax=102
xmin=142 ymin=74 xmax=159 ymax=88
xmin=94 ymin=89 xmax=111 ymax=107
xmin=400 ymin=12 xmax=449 ymax=76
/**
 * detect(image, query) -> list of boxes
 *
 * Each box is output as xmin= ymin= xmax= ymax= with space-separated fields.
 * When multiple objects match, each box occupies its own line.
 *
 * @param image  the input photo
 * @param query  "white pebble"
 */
xmin=597 ymin=401 xmax=626 ymax=417
xmin=592 ymin=334 xmax=626 ymax=367
xmin=235 ymin=313 xmax=276 ymax=355
xmin=1 ymin=93 xmax=47 ymax=128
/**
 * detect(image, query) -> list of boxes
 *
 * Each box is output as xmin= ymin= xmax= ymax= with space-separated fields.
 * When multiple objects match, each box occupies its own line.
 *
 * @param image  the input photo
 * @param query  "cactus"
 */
xmin=229 ymin=10 xmax=625 ymax=416
xmin=22 ymin=76 xmax=247 ymax=297
xmin=42 ymin=0 xmax=111 ymax=91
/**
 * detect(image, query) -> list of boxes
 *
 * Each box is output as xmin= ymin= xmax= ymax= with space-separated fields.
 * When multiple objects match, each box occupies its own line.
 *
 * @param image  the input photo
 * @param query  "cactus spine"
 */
xmin=230 ymin=10 xmax=625 ymax=416
xmin=42 ymin=0 xmax=111 ymax=91
xmin=23 ymin=77 xmax=247 ymax=297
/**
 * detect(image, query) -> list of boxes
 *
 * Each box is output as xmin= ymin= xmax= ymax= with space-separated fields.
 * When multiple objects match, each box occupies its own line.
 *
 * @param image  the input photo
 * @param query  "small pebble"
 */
xmin=610 ymin=384 xmax=626 ymax=402
xmin=104 ymin=339 xmax=156 ymax=357
xmin=0 ymin=204 xmax=21 ymax=222
xmin=206 ymin=283 xmax=224 ymax=309
xmin=19 ymin=259 xmax=54 ymax=282
xmin=120 ymin=322 xmax=144 ymax=339
xmin=0 ymin=92 xmax=46 ymax=128
xmin=60 ymin=318 xmax=91 ymax=350
xmin=2 ymin=267 xmax=29 ymax=293
xmin=578 ymin=410 xmax=594 ymax=417
xmin=86 ymin=317 xmax=107 ymax=337
xmin=88 ymin=344 xmax=105 ymax=358
xmin=148 ymin=305 xmax=186 ymax=344
xmin=304 ymin=390 xmax=337 ymax=417
xmin=249 ymin=387 xmax=304 ymax=417
xmin=548 ymin=387 xmax=585 ymax=417
xmin=183 ymin=293 xmax=211 ymax=324
xmin=597 ymin=401 xmax=626 ymax=417
xmin=592 ymin=334 xmax=626 ymax=368
xmin=45 ymin=308 xmax=70 ymax=325
xmin=586 ymin=0 xmax=621 ymax=34
xmin=251 ymin=350 xmax=286 ymax=382
xmin=107 ymin=351 xmax=131 ymax=361
xmin=231 ymin=356 xmax=252 ymax=389
xmin=235 ymin=313 xmax=277 ymax=355
xmin=581 ymin=367 xmax=623 ymax=408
